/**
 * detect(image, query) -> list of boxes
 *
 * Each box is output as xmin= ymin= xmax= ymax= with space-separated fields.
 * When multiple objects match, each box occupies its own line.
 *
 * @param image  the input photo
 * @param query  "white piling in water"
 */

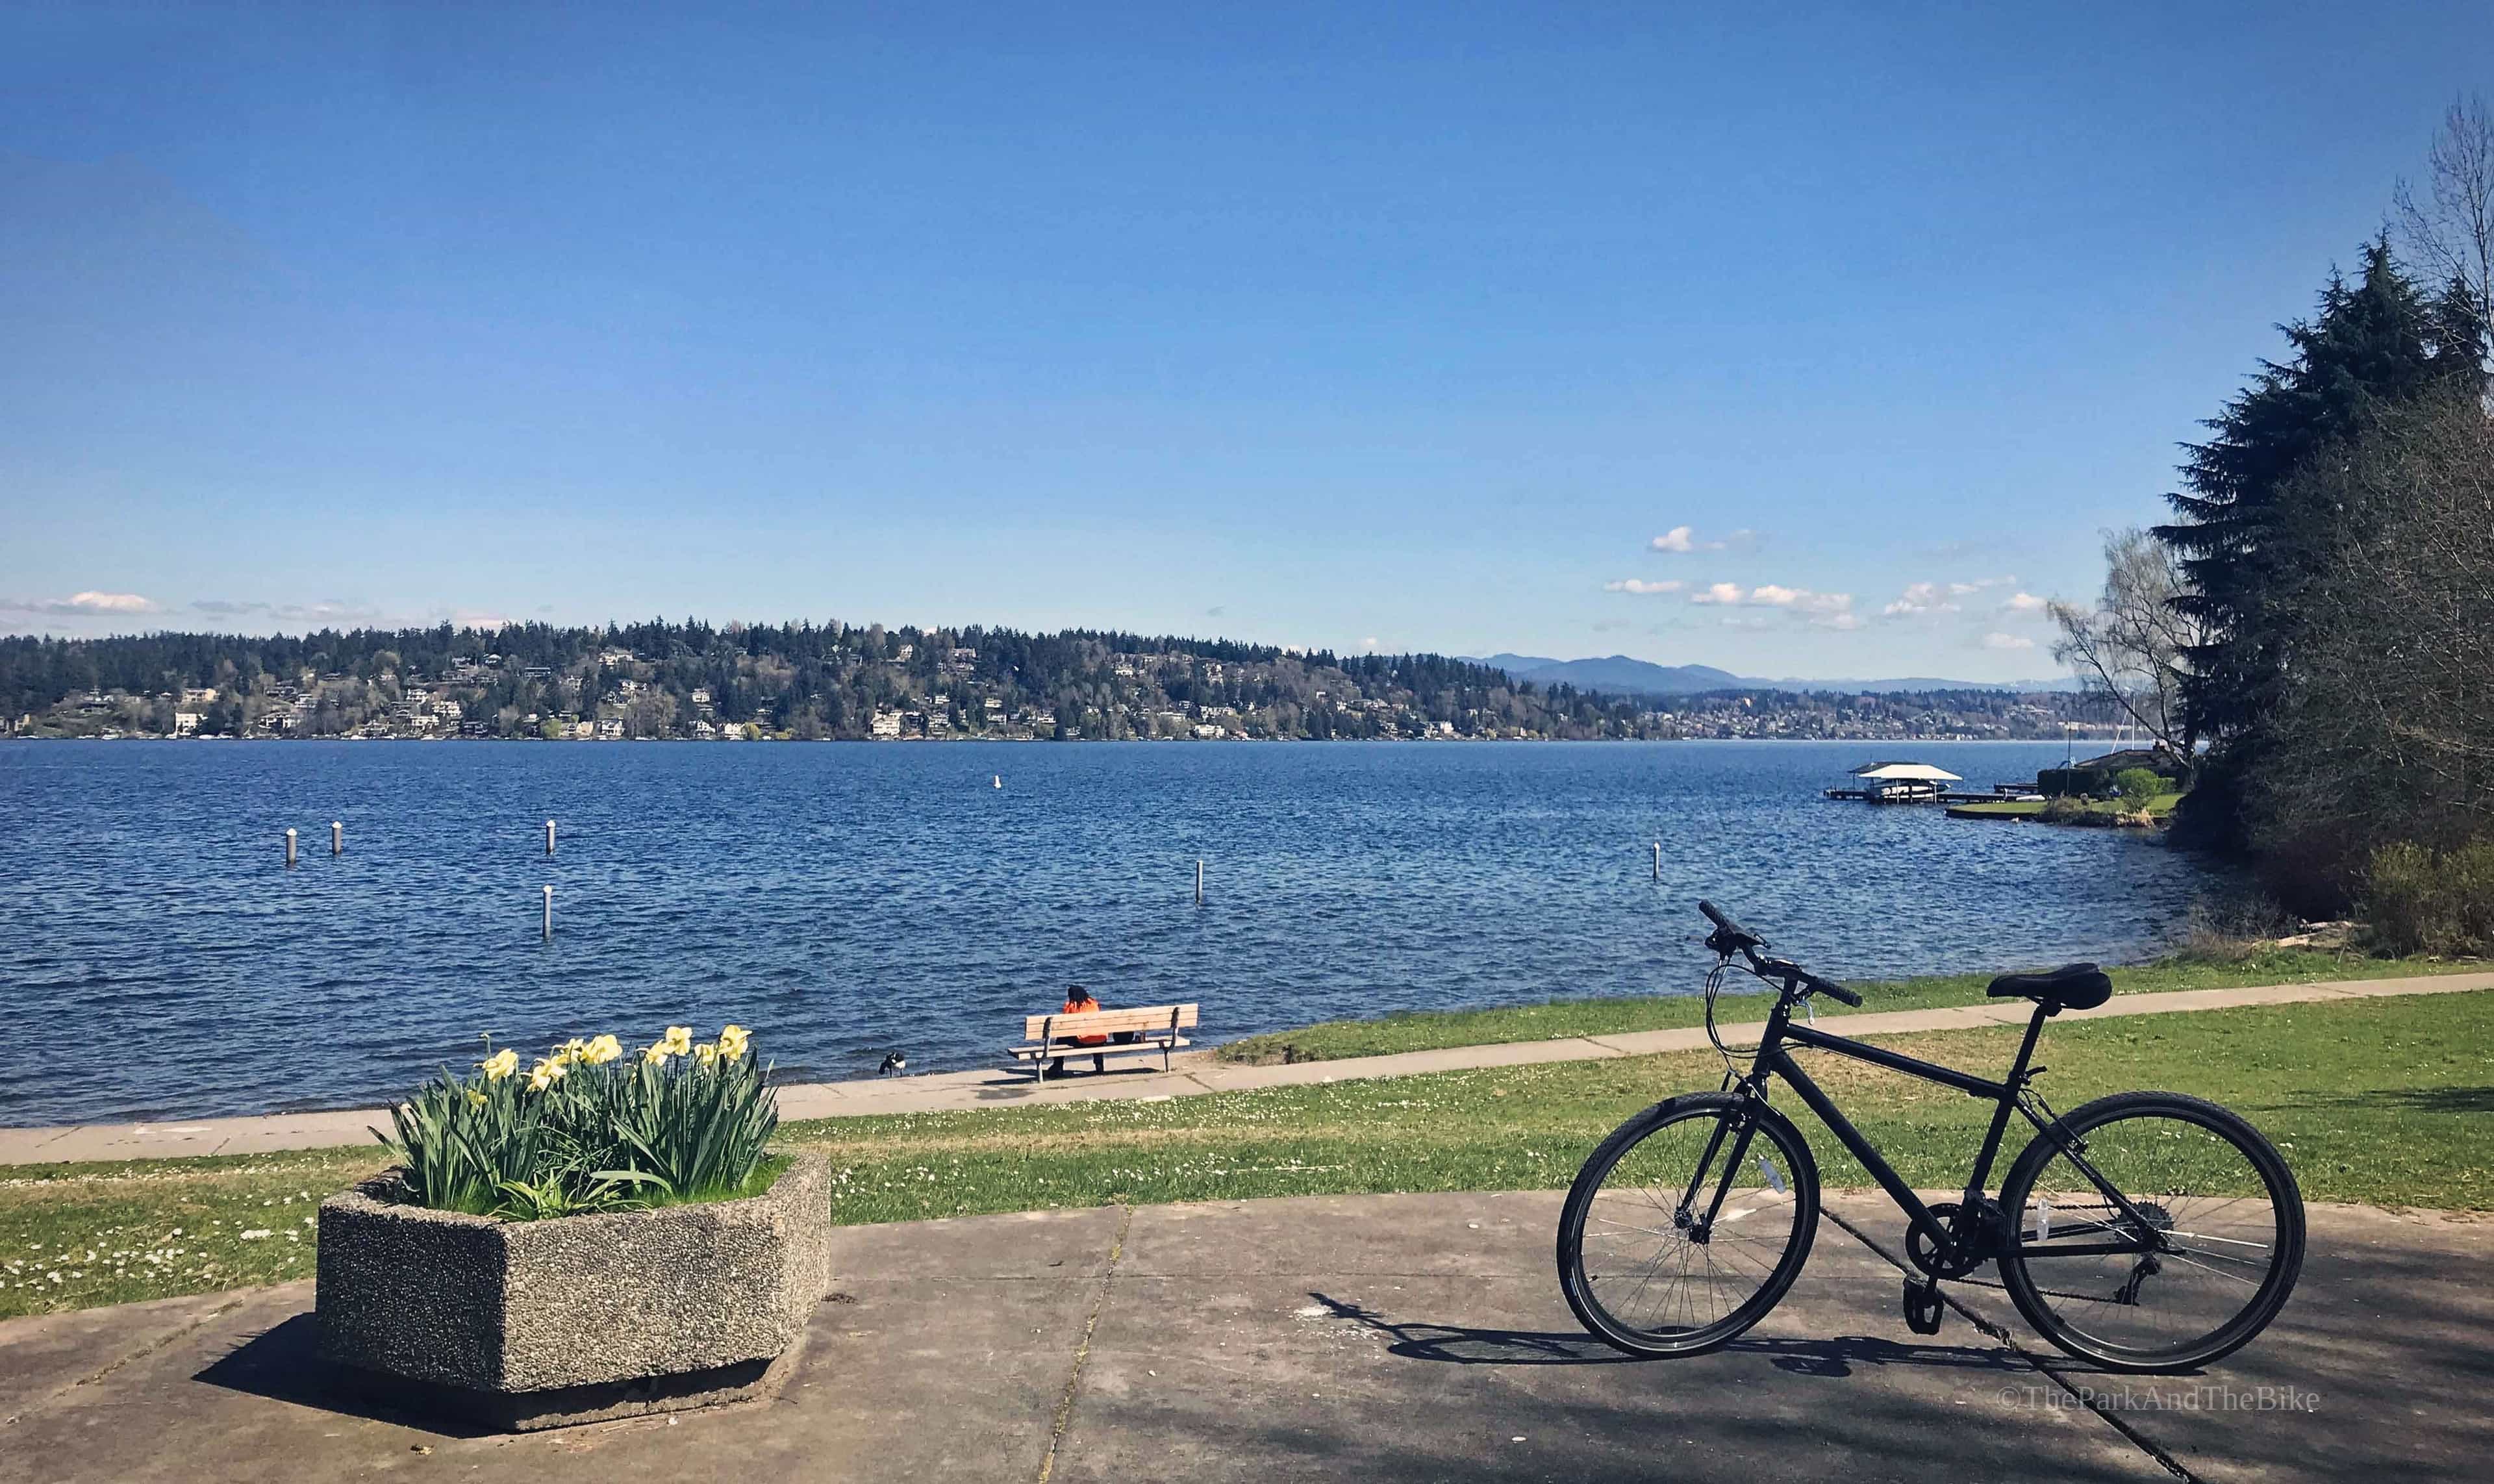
xmin=542 ymin=885 xmax=553 ymax=939
xmin=1652 ymin=840 xmax=1661 ymax=882
xmin=546 ymin=819 xmax=557 ymax=856
xmin=285 ymin=828 xmax=297 ymax=868
xmin=1195 ymin=858 xmax=1205 ymax=905
xmin=992 ymin=775 xmax=1002 ymax=789
xmin=333 ymin=821 xmax=344 ymax=857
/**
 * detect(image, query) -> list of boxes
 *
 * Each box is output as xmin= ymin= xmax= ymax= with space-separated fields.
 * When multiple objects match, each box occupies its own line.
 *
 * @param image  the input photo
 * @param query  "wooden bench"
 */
xmin=1007 ymin=1004 xmax=1199 ymax=1082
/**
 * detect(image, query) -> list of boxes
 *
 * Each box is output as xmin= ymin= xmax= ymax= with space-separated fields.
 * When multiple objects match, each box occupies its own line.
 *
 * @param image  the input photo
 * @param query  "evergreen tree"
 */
xmin=2155 ymin=239 xmax=2484 ymax=848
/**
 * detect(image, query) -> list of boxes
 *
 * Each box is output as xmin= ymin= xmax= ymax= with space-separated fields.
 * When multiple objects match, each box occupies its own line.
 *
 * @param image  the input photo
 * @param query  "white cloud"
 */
xmin=0 ymin=590 xmax=161 ymax=616
xmin=1883 ymin=582 xmax=1961 ymax=617
xmin=1982 ymin=632 xmax=2037 ymax=651
xmin=2001 ymin=592 xmax=2048 ymax=614
xmin=71 ymin=590 xmax=157 ymax=612
xmin=1745 ymin=585 xmax=1852 ymax=614
xmin=1604 ymin=578 xmax=1685 ymax=595
xmin=1359 ymin=636 xmax=1381 ymax=651
xmin=1684 ymin=582 xmax=1854 ymax=627
xmin=1948 ymin=575 xmax=2019 ymax=596
xmin=192 ymin=598 xmax=386 ymax=626
xmin=1882 ymin=575 xmax=2022 ymax=618
xmin=1650 ymin=525 xmax=1756 ymax=554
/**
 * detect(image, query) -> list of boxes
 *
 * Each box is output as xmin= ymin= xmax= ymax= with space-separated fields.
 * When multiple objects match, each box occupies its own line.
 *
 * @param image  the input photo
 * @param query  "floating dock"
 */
xmin=1824 ymin=785 xmax=2043 ymax=805
xmin=1824 ymin=761 xmax=2041 ymax=805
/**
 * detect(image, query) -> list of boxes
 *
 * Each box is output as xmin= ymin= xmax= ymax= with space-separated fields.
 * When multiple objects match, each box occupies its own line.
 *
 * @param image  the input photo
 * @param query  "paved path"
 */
xmin=1 ymin=1188 xmax=2486 ymax=1482
xmin=5 ymin=972 xmax=2489 ymax=1166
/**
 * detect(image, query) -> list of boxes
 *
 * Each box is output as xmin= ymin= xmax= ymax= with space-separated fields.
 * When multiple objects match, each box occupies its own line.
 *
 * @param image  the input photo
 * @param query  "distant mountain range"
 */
xmin=1468 ymin=654 xmax=2081 ymax=696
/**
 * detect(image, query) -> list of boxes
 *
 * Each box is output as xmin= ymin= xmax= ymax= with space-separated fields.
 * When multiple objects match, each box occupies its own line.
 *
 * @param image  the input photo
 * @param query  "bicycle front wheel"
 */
xmin=1558 ymin=1093 xmax=1820 ymax=1357
xmin=1997 ymin=1091 xmax=2304 ymax=1372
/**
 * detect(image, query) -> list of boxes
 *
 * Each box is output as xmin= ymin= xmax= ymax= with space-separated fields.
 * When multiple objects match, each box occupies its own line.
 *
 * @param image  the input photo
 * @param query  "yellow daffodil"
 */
xmin=694 ymin=1042 xmax=720 ymax=1068
xmin=662 ymin=1025 xmax=694 ymax=1055
xmin=551 ymin=1037 xmax=590 ymax=1067
xmin=526 ymin=1057 xmax=568 ymax=1091
xmin=643 ymin=1040 xmax=670 ymax=1064
xmin=466 ymin=1088 xmax=488 ymax=1108
xmin=581 ymin=1034 xmax=622 ymax=1066
xmin=718 ymin=1024 xmax=750 ymax=1062
xmin=479 ymin=1048 xmax=520 ymax=1081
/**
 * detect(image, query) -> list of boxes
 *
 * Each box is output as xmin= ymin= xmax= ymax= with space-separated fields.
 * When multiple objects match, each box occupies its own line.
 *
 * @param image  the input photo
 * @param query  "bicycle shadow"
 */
xmin=1303 ymin=1292 xmax=2025 ymax=1377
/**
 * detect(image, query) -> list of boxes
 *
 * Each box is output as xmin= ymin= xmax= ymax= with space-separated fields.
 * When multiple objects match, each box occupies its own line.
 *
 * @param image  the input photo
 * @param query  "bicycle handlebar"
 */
xmin=1796 ymin=968 xmax=1864 ymax=1008
xmin=1696 ymin=898 xmax=1759 ymax=950
xmin=1695 ymin=901 xmax=1863 ymax=1007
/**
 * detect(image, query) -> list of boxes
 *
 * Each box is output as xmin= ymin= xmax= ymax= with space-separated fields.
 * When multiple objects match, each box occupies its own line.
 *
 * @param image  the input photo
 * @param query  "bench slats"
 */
xmin=1018 ymin=1003 xmax=1198 ymax=1041
xmin=1007 ymin=1003 xmax=1202 ymax=1082
xmin=1005 ymin=1036 xmax=1191 ymax=1062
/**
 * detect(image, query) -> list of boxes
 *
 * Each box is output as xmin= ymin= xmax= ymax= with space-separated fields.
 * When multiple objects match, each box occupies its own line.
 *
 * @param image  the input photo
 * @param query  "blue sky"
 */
xmin=4 ymin=3 xmax=2488 ymax=679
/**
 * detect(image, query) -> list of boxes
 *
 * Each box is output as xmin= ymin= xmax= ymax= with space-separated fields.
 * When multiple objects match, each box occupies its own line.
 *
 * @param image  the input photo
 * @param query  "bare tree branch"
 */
xmin=2394 ymin=94 xmax=2494 ymax=364
xmin=2050 ymin=528 xmax=2202 ymax=761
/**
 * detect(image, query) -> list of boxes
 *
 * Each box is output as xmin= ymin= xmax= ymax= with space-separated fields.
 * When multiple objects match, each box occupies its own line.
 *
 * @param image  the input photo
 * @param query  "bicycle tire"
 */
xmin=1558 ymin=1093 xmax=1820 ymax=1357
xmin=1996 ymin=1090 xmax=2304 ymax=1372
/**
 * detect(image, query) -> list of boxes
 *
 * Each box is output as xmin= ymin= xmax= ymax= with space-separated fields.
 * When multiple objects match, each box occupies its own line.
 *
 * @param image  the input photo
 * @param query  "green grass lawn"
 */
xmin=8 ymin=989 xmax=2488 ymax=1321
xmin=1947 ymin=790 xmax=2185 ymax=822
xmin=1213 ymin=948 xmax=2484 ymax=1064
xmin=0 ymin=1147 xmax=378 ymax=1318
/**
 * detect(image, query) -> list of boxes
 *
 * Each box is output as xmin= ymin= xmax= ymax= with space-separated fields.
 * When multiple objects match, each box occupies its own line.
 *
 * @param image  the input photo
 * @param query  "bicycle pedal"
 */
xmin=1902 ymin=1276 xmax=1945 ymax=1336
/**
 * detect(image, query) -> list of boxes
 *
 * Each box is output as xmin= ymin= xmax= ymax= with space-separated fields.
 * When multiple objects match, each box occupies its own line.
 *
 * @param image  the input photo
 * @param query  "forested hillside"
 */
xmin=0 ymin=620 xmax=2091 ymax=742
xmin=0 ymin=622 xmax=1648 ymax=740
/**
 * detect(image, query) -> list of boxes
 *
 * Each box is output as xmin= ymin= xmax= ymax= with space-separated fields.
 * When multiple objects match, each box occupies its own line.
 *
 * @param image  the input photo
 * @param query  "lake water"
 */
xmin=0 ymin=740 xmax=2215 ymax=1126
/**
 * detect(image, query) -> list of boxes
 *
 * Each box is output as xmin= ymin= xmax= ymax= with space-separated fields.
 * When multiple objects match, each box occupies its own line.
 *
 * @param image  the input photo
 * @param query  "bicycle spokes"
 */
xmin=2006 ymin=1108 xmax=2293 ymax=1360
xmin=1562 ymin=1098 xmax=1819 ymax=1355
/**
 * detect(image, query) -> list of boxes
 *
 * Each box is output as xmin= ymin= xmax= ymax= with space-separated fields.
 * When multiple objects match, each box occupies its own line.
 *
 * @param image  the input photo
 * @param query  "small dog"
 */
xmin=877 ymin=1051 xmax=907 ymax=1075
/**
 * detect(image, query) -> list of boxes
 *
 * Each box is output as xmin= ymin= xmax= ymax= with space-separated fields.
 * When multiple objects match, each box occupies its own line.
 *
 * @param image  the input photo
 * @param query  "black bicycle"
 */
xmin=1557 ymin=901 xmax=2304 ymax=1372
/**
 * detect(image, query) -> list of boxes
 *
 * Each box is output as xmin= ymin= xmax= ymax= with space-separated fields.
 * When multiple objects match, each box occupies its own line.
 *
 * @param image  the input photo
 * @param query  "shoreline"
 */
xmin=5 ymin=950 xmax=2475 ymax=1146
xmin=4 ymin=733 xmax=2124 ymax=745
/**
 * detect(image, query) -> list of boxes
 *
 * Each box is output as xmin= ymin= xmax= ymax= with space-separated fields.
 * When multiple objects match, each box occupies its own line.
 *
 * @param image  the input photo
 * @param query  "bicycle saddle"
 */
xmin=1985 ymin=963 xmax=2113 ymax=1011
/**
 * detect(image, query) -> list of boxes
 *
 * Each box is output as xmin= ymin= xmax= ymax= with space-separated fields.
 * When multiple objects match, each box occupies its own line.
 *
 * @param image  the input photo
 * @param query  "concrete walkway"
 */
xmin=5 ymin=971 xmax=2489 ymax=1166
xmin=2 ymin=1188 xmax=2486 ymax=1482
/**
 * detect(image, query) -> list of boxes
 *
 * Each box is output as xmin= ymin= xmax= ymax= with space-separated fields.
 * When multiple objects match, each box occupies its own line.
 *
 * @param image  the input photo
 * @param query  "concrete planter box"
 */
xmin=315 ymin=1150 xmax=831 ymax=1431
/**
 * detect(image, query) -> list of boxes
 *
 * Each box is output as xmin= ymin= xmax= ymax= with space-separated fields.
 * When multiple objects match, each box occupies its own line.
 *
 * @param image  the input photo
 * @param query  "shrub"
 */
xmin=2113 ymin=767 xmax=2165 ymax=811
xmin=381 ymin=1024 xmax=777 ymax=1220
xmin=2362 ymin=842 xmax=2494 ymax=957
xmin=2173 ymin=892 xmax=2302 ymax=964
xmin=2040 ymin=796 xmax=2091 ymax=824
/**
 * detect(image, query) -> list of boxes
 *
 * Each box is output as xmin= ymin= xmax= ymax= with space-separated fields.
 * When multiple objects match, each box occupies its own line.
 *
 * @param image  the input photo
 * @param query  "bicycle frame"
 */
xmin=1715 ymin=989 xmax=2165 ymax=1266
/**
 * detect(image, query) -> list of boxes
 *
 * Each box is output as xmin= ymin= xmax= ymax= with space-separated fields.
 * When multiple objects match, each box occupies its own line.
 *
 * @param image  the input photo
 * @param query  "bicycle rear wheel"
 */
xmin=1996 ymin=1091 xmax=2304 ymax=1372
xmin=1558 ymin=1093 xmax=1819 ymax=1357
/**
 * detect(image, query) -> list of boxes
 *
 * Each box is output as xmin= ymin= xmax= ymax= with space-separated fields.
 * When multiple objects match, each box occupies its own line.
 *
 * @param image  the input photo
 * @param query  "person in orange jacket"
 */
xmin=1050 ymin=985 xmax=1111 ymax=1075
